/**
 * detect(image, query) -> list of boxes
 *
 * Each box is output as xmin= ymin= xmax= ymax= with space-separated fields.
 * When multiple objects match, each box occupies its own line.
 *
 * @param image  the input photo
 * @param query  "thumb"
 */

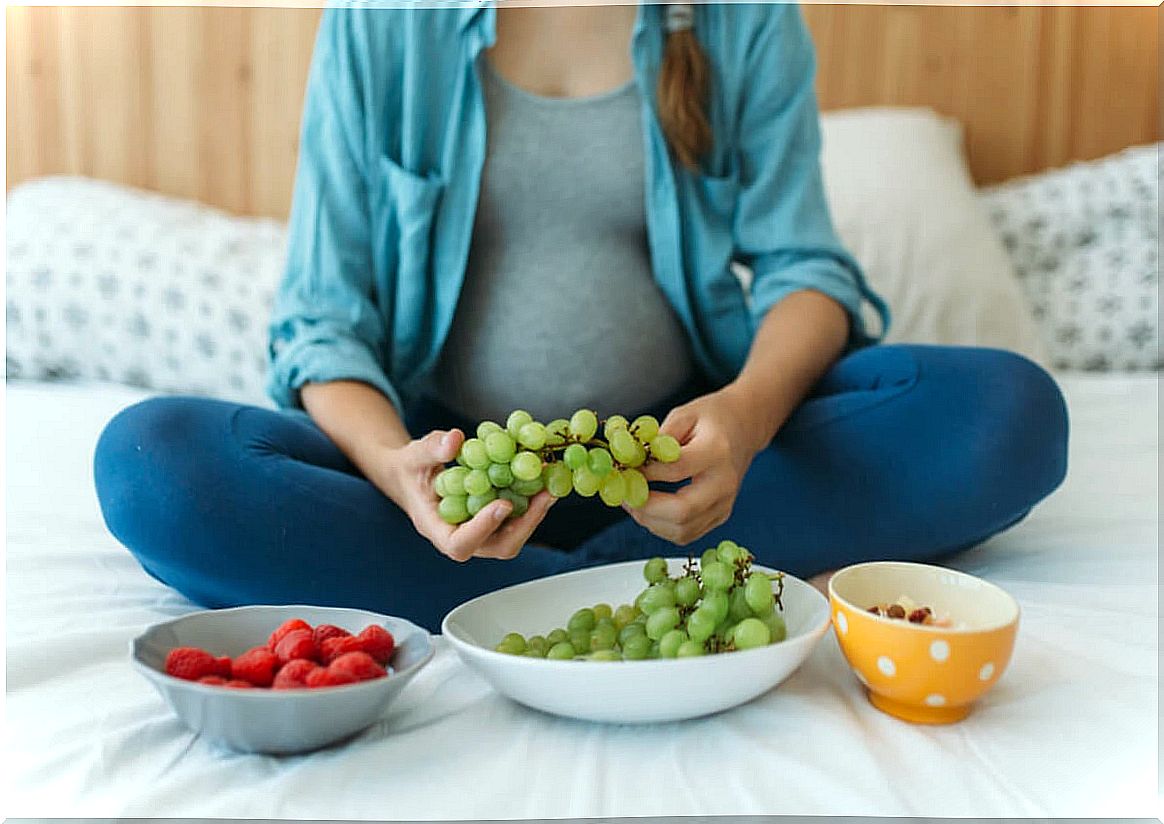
xmin=417 ymin=428 xmax=463 ymax=465
xmin=660 ymin=405 xmax=697 ymax=443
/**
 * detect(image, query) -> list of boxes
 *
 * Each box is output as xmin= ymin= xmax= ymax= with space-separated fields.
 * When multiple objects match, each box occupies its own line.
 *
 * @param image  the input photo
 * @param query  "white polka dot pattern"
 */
xmin=925 ymin=694 xmax=946 ymax=707
xmin=929 ymin=639 xmax=950 ymax=662
xmin=877 ymin=656 xmax=896 ymax=677
xmin=979 ymin=662 xmax=995 ymax=681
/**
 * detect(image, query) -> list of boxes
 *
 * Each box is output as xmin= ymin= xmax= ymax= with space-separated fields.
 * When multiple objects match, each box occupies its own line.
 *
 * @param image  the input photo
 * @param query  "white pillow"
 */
xmin=819 ymin=107 xmax=1049 ymax=364
xmin=5 ymin=177 xmax=282 ymax=406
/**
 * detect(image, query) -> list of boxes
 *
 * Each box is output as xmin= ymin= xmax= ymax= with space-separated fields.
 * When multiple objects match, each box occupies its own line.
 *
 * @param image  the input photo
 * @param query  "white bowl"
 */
xmin=442 ymin=559 xmax=830 ymax=723
xmin=132 ymin=605 xmax=434 ymax=754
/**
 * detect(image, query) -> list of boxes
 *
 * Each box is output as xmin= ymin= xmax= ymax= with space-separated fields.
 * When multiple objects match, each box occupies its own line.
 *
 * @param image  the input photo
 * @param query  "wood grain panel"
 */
xmin=6 ymin=4 xmax=1158 ymax=219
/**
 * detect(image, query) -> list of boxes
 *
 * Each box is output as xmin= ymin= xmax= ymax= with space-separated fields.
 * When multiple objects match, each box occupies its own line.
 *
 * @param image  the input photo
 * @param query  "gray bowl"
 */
xmin=132 ymin=604 xmax=434 ymax=755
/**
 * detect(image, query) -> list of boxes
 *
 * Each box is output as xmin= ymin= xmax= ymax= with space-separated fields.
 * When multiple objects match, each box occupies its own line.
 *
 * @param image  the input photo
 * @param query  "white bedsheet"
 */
xmin=5 ymin=376 xmax=1159 ymax=819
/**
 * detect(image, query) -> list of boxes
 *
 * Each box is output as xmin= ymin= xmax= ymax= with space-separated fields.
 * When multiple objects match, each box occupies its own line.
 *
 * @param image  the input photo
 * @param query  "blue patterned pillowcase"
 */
xmin=981 ymin=143 xmax=1160 ymax=372
xmin=5 ymin=177 xmax=284 ymax=404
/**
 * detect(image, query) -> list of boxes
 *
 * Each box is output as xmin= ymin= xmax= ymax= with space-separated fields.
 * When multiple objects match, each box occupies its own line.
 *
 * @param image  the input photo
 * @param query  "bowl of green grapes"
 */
xmin=442 ymin=543 xmax=831 ymax=723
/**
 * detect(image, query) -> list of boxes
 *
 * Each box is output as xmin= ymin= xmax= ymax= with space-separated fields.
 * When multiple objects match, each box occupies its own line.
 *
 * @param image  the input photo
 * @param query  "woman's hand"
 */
xmin=372 ymin=429 xmax=556 ymax=563
xmin=628 ymin=385 xmax=770 ymax=546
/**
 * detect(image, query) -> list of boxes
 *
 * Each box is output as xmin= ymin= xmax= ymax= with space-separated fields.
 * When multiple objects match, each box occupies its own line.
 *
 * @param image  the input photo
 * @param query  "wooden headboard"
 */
xmin=6 ymin=4 xmax=1159 ymax=219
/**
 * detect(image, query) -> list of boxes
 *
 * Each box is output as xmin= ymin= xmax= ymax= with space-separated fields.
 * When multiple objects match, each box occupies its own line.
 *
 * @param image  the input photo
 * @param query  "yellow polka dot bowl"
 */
xmin=828 ymin=561 xmax=1019 ymax=724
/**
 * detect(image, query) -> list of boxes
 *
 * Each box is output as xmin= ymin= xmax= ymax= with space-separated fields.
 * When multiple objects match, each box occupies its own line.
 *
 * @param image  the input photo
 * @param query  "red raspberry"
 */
xmin=165 ymin=647 xmax=224 ymax=681
xmin=267 ymin=618 xmax=312 ymax=652
xmin=231 ymin=647 xmax=281 ymax=687
xmin=223 ymin=679 xmax=255 ymax=689
xmin=214 ymin=656 xmax=233 ymax=677
xmin=312 ymin=624 xmax=352 ymax=647
xmin=305 ymin=666 xmax=357 ymax=688
xmin=198 ymin=675 xmax=228 ymax=686
xmin=357 ymin=625 xmax=395 ymax=664
xmin=272 ymin=659 xmax=320 ymax=690
xmin=320 ymin=635 xmax=365 ymax=664
xmin=274 ymin=629 xmax=318 ymax=664
xmin=329 ymin=651 xmax=387 ymax=682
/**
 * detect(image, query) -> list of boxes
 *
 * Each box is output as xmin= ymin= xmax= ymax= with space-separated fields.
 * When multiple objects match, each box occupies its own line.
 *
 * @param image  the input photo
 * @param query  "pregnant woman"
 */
xmin=94 ymin=3 xmax=1068 ymax=631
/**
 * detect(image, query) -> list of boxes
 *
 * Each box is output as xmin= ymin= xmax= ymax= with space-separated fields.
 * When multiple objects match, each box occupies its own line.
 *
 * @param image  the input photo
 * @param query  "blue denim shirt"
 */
xmin=267 ymin=3 xmax=889 ymax=413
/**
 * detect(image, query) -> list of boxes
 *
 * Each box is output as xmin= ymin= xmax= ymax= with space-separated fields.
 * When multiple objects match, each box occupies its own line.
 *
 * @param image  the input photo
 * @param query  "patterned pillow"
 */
xmin=980 ymin=143 xmax=1160 ymax=372
xmin=5 ymin=177 xmax=284 ymax=405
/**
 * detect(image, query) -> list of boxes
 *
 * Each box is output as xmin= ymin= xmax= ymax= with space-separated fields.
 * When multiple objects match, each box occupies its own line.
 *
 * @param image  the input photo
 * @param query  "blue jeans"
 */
xmin=93 ymin=345 xmax=1068 ymax=632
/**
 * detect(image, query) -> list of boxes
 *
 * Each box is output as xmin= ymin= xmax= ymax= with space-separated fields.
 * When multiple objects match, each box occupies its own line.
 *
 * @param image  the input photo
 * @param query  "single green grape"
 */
xmin=466 ymin=489 xmax=497 ymax=517
xmin=592 ymin=603 xmax=613 ymax=621
xmin=438 ymin=495 xmax=470 ymax=525
xmin=547 ymin=642 xmax=576 ymax=660
xmin=589 ymin=649 xmax=622 ymax=662
xmin=646 ymin=606 xmax=681 ymax=640
xmin=510 ymin=475 xmax=544 ymax=496
xmin=622 ymin=633 xmax=651 ymax=660
xmin=702 ymin=589 xmax=730 ymax=624
xmin=487 ymin=461 xmax=514 ymax=489
xmin=523 ymin=649 xmax=544 ymax=658
xmin=618 ymin=622 xmax=646 ymax=646
xmin=721 ymin=621 xmax=738 ymax=646
xmin=461 ymin=438 xmax=490 ymax=469
xmin=685 ymin=606 xmax=718 ymax=643
xmin=733 ymin=617 xmax=771 ymax=650
xmin=455 ymin=453 xmax=468 ymax=468
xmin=609 ymin=428 xmax=638 ymax=465
xmin=638 ymin=582 xmax=677 ymax=615
xmin=598 ymin=471 xmax=627 ymax=507
xmin=568 ymin=628 xmax=591 ymax=652
xmin=484 ymin=430 xmax=516 ymax=464
xmin=648 ymin=642 xmax=661 ymax=659
xmin=643 ymin=557 xmax=669 ymax=584
xmin=542 ymin=462 xmax=573 ymax=498
xmin=546 ymin=628 xmax=567 ymax=645
xmin=630 ymin=415 xmax=660 ymax=442
xmin=545 ymin=419 xmax=569 ymax=447
xmin=433 ymin=472 xmax=448 ymax=497
xmin=729 ymin=586 xmax=754 ymax=623
xmin=568 ymin=409 xmax=598 ymax=441
xmin=676 ymin=640 xmax=706 ymax=658
xmin=659 ymin=628 xmax=688 ymax=658
xmin=437 ymin=466 xmax=470 ymax=497
xmin=587 ymin=447 xmax=614 ymax=478
xmin=622 ymin=468 xmax=649 ymax=508
xmin=717 ymin=540 xmax=752 ymax=567
xmin=701 ymin=560 xmax=733 ymax=592
xmin=572 ymin=466 xmax=601 ymax=497
xmin=744 ymin=573 xmax=775 ymax=615
xmin=568 ymin=608 xmax=596 ymax=633
xmin=517 ymin=421 xmax=547 ymax=451
xmin=649 ymin=434 xmax=682 ymax=463
xmin=603 ymin=415 xmax=629 ymax=440
xmin=526 ymin=635 xmax=548 ymax=656
xmin=476 ymin=420 xmax=504 ymax=440
xmin=495 ymin=632 xmax=526 ymax=655
xmin=700 ymin=548 xmax=719 ymax=569
xmin=675 ymin=576 xmax=701 ymax=606
xmin=590 ymin=624 xmax=618 ymax=651
xmin=627 ymin=442 xmax=648 ymax=468
xmin=563 ymin=443 xmax=589 ymax=471
xmin=612 ymin=604 xmax=637 ymax=630
xmin=497 ymin=488 xmax=529 ymax=518
xmin=464 ymin=468 xmax=492 ymax=497
xmin=506 ymin=409 xmax=534 ymax=440
xmin=510 ymin=451 xmax=542 ymax=482
xmin=760 ymin=610 xmax=787 ymax=643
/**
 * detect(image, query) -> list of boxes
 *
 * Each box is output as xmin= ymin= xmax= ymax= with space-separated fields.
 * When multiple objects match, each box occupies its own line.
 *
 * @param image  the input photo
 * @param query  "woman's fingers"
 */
xmin=471 ymin=492 xmax=557 ymax=560
xmin=659 ymin=405 xmax=697 ymax=443
xmin=418 ymin=428 xmax=464 ymax=465
xmin=426 ymin=499 xmax=513 ymax=562
xmin=624 ymin=476 xmax=727 ymax=545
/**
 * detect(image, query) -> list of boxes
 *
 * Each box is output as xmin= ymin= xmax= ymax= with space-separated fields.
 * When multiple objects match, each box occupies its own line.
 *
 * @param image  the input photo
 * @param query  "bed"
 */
xmin=5 ymin=374 xmax=1158 ymax=819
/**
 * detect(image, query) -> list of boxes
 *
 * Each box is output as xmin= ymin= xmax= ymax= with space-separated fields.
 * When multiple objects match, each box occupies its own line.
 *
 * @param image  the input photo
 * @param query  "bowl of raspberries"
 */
xmin=132 ymin=605 xmax=434 ymax=754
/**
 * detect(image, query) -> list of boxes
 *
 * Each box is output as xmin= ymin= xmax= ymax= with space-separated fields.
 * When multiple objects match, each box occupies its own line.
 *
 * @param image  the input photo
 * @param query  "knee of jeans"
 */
xmin=93 ymin=397 xmax=201 ymax=550
xmin=981 ymin=350 xmax=1070 ymax=505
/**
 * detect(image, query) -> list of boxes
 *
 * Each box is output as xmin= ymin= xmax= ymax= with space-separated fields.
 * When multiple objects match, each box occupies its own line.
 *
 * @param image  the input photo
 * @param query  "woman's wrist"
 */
xmin=719 ymin=378 xmax=792 ymax=456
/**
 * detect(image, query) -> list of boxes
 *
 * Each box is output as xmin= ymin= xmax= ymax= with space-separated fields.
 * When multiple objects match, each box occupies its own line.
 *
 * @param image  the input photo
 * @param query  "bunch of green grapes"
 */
xmin=433 ymin=408 xmax=682 ymax=525
xmin=494 ymin=540 xmax=787 ymax=661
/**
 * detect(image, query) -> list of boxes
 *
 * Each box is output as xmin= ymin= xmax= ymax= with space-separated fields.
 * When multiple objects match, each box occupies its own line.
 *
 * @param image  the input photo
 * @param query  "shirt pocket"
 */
xmin=370 ymin=155 xmax=445 ymax=378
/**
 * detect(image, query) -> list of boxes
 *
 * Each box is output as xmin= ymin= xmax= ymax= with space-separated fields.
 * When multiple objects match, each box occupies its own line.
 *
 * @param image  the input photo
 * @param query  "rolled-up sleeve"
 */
xmin=266 ymin=10 xmax=404 ymax=413
xmin=733 ymin=5 xmax=889 ymax=346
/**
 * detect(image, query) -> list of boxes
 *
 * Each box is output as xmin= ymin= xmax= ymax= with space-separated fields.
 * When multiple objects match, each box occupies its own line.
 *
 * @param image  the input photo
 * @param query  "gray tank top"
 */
xmin=430 ymin=58 xmax=695 ymax=424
